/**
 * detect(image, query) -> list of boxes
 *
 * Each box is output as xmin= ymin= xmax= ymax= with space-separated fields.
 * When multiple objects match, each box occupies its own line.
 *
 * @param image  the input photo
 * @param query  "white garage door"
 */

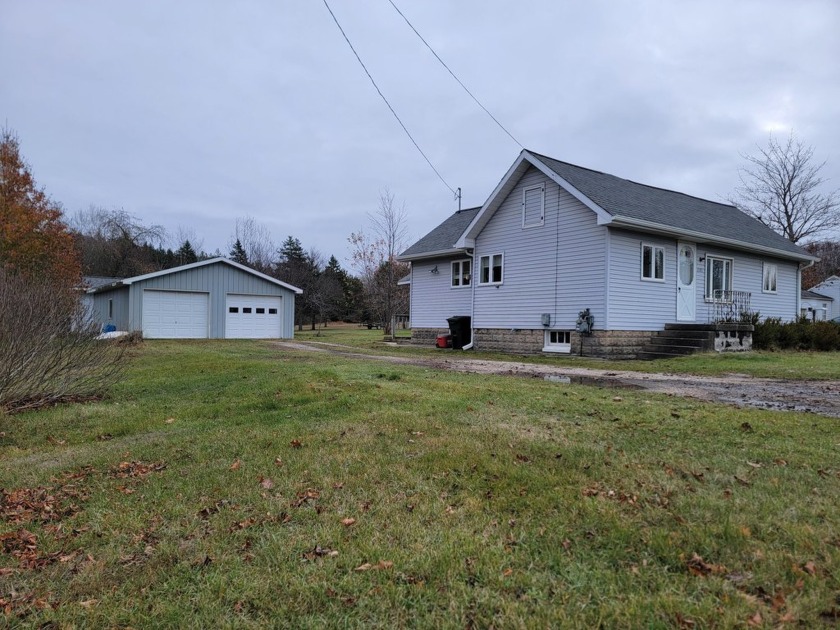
xmin=142 ymin=290 xmax=209 ymax=339
xmin=225 ymin=294 xmax=283 ymax=339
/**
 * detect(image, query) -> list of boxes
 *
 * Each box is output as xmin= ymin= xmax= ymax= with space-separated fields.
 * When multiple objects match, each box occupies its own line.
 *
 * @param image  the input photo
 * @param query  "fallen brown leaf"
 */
xmin=229 ymin=459 xmax=241 ymax=471
xmin=341 ymin=518 xmax=356 ymax=527
xmin=290 ymin=439 xmax=302 ymax=448
xmin=259 ymin=476 xmax=274 ymax=490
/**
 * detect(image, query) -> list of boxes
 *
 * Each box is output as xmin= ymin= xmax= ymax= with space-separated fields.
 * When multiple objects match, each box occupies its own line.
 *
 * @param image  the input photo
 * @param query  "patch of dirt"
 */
xmin=272 ymin=341 xmax=840 ymax=418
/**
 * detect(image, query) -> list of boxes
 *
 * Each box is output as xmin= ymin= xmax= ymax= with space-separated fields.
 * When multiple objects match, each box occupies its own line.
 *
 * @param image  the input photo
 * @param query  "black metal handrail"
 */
xmin=709 ymin=290 xmax=752 ymax=323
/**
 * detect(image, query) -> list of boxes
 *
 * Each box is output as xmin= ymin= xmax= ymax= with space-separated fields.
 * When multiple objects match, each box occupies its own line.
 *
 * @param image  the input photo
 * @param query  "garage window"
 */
xmin=256 ymin=308 xmax=265 ymax=314
xmin=269 ymin=308 xmax=278 ymax=314
xmin=243 ymin=307 xmax=252 ymax=314
xmin=229 ymin=307 xmax=239 ymax=313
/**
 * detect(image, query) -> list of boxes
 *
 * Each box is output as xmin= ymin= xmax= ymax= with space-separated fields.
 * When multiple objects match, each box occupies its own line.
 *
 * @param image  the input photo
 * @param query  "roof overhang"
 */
xmin=396 ymin=248 xmax=470 ymax=262
xmin=608 ymin=216 xmax=819 ymax=263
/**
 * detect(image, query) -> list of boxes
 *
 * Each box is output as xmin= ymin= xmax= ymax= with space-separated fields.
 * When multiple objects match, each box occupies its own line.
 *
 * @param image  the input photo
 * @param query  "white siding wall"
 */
xmin=473 ymin=166 xmax=607 ymax=330
xmin=698 ymin=246 xmax=799 ymax=321
xmin=410 ymin=257 xmax=472 ymax=328
xmin=607 ymin=230 xmax=677 ymax=329
xmin=607 ymin=232 xmax=801 ymax=327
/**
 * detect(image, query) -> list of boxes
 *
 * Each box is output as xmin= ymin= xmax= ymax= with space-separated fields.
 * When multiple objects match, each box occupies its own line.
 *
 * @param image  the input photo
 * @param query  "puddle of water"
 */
xmin=544 ymin=375 xmax=642 ymax=390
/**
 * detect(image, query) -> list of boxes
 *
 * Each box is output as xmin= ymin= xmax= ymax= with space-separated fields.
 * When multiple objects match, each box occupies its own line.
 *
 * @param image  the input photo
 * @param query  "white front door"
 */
xmin=676 ymin=242 xmax=696 ymax=321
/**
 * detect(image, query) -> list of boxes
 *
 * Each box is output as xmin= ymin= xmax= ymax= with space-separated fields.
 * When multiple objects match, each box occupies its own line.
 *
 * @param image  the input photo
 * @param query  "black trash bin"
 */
xmin=446 ymin=315 xmax=472 ymax=350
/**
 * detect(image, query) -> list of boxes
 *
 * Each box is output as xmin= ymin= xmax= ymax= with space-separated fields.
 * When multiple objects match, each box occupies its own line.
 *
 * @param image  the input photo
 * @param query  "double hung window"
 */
xmin=641 ymin=244 xmax=664 ymax=281
xmin=479 ymin=254 xmax=503 ymax=284
xmin=451 ymin=259 xmax=471 ymax=287
xmin=705 ymin=256 xmax=733 ymax=301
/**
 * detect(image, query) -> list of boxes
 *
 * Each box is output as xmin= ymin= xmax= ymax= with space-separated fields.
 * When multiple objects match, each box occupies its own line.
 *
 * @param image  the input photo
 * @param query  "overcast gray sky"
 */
xmin=2 ymin=0 xmax=839 ymax=265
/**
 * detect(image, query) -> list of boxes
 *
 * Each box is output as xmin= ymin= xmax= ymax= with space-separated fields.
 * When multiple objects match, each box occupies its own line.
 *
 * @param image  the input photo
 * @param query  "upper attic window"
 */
xmin=522 ymin=184 xmax=545 ymax=228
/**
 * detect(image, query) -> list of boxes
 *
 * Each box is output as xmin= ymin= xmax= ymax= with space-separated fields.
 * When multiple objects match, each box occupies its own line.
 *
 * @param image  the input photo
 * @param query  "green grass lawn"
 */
xmin=296 ymin=323 xmax=840 ymax=380
xmin=2 ymin=340 xmax=839 ymax=627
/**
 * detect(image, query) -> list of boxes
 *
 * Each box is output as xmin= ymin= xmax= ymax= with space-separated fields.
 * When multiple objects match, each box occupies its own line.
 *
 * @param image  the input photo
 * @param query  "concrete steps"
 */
xmin=637 ymin=323 xmax=717 ymax=360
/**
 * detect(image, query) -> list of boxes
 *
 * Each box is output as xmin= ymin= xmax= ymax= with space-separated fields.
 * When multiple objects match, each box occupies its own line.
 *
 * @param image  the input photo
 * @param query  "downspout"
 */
xmin=462 ymin=248 xmax=475 ymax=350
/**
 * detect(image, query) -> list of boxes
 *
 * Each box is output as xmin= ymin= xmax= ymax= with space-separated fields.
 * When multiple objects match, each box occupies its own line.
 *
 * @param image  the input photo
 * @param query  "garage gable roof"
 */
xmin=87 ymin=258 xmax=303 ymax=294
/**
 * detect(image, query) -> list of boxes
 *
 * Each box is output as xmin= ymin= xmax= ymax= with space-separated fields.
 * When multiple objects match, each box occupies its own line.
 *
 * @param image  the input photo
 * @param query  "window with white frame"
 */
xmin=641 ymin=244 xmax=665 ymax=281
xmin=705 ymin=256 xmax=733 ymax=301
xmin=522 ymin=184 xmax=545 ymax=228
xmin=451 ymin=259 xmax=472 ymax=287
xmin=762 ymin=262 xmax=777 ymax=293
xmin=479 ymin=253 xmax=503 ymax=284
xmin=543 ymin=330 xmax=571 ymax=353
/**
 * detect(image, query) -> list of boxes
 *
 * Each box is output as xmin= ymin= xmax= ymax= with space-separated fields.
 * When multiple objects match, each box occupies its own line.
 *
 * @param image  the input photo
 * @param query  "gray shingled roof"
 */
xmin=399 ymin=207 xmax=480 ymax=259
xmin=529 ymin=151 xmax=810 ymax=259
xmin=802 ymin=289 xmax=833 ymax=301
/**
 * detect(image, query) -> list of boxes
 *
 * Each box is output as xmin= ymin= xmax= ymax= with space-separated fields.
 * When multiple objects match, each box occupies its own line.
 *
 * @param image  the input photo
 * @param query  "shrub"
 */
xmin=753 ymin=315 xmax=840 ymax=351
xmin=752 ymin=317 xmax=783 ymax=350
xmin=0 ymin=269 xmax=127 ymax=413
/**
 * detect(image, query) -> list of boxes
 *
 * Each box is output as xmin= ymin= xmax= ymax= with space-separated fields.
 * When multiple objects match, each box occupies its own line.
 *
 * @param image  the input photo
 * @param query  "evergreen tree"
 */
xmin=176 ymin=239 xmax=198 ymax=265
xmin=229 ymin=238 xmax=248 ymax=265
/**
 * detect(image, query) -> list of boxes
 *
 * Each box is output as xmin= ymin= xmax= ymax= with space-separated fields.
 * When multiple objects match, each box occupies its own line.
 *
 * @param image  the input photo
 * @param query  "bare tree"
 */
xmin=730 ymin=132 xmax=840 ymax=243
xmin=231 ymin=216 xmax=275 ymax=273
xmin=0 ymin=269 xmax=126 ymax=413
xmin=70 ymin=205 xmax=167 ymax=276
xmin=348 ymin=189 xmax=410 ymax=336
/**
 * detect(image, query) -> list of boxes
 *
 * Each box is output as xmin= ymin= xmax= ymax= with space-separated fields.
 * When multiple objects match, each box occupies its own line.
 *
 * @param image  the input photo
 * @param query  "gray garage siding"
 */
xmin=127 ymin=263 xmax=296 ymax=338
xmin=91 ymin=287 xmax=130 ymax=331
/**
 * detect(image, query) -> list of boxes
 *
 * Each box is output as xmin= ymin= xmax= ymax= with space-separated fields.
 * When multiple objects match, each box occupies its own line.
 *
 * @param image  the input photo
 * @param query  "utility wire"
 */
xmin=387 ymin=0 xmax=524 ymax=149
xmin=321 ymin=0 xmax=457 ymax=196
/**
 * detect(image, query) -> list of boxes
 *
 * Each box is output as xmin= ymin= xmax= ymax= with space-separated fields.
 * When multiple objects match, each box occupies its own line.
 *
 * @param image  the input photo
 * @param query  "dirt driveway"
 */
xmin=275 ymin=341 xmax=840 ymax=418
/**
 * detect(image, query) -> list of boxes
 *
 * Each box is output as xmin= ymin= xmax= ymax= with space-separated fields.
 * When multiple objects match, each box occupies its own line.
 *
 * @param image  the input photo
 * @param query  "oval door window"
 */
xmin=679 ymin=246 xmax=694 ymax=285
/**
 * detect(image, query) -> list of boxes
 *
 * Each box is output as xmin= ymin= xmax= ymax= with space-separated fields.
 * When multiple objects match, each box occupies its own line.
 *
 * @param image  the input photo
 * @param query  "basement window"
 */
xmin=543 ymin=330 xmax=571 ymax=353
xmin=108 ymin=299 xmax=113 ymax=319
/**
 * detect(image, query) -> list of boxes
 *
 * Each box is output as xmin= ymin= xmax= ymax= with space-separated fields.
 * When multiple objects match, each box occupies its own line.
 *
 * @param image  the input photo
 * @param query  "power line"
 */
xmin=387 ymin=0 xmax=524 ymax=149
xmin=321 ymin=0 xmax=457 ymax=196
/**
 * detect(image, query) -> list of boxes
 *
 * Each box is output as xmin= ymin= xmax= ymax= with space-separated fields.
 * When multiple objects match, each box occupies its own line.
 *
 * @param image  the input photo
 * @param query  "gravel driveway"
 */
xmin=275 ymin=341 xmax=840 ymax=418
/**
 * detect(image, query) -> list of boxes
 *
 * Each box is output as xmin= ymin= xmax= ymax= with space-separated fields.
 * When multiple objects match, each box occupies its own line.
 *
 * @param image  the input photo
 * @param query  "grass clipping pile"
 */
xmin=0 ymin=270 xmax=129 ymax=414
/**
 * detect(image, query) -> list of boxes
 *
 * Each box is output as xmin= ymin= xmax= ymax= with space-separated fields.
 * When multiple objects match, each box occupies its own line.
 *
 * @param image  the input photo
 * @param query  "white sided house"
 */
xmin=87 ymin=258 xmax=302 ymax=339
xmin=804 ymin=275 xmax=840 ymax=320
xmin=398 ymin=150 xmax=816 ymax=358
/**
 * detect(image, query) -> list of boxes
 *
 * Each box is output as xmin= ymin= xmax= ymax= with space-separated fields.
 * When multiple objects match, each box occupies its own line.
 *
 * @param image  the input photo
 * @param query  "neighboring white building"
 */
xmin=806 ymin=275 xmax=840 ymax=320
xmin=800 ymin=289 xmax=834 ymax=321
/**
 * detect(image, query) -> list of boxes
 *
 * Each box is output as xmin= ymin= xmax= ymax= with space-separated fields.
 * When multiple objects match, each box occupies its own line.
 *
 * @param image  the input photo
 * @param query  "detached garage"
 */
xmin=87 ymin=258 xmax=302 ymax=339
